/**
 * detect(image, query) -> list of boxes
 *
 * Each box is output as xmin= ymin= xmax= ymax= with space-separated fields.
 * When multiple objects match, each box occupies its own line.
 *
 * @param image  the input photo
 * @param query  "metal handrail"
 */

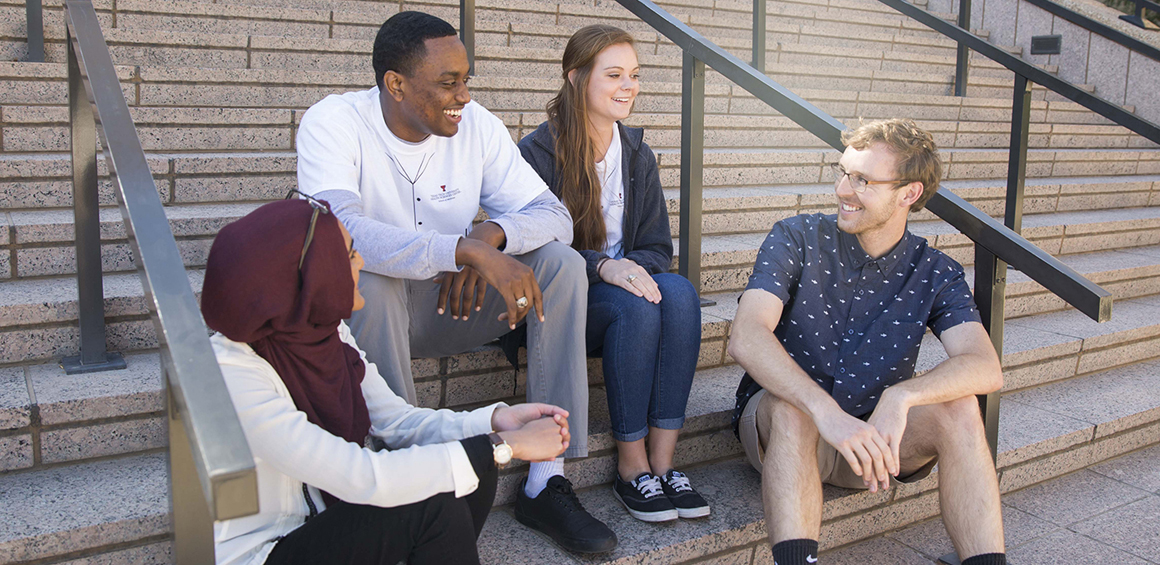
xmin=1021 ymin=0 xmax=1160 ymax=60
xmin=883 ymin=0 xmax=1160 ymax=145
xmin=62 ymin=1 xmax=258 ymax=560
xmin=611 ymin=0 xmax=1113 ymax=321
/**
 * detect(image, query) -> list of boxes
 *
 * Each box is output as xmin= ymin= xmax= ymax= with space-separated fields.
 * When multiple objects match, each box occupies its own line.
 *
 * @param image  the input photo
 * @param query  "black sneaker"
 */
xmin=514 ymin=476 xmax=618 ymax=554
xmin=660 ymin=469 xmax=710 ymax=519
xmin=613 ymin=473 xmax=678 ymax=522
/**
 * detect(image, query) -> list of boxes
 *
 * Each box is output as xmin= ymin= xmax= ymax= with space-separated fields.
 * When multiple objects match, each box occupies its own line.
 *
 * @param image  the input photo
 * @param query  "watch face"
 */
xmin=495 ymin=444 xmax=513 ymax=465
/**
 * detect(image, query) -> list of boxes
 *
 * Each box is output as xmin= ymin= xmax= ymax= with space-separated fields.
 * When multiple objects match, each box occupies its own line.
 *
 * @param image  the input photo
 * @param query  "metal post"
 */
xmin=167 ymin=359 xmax=216 ymax=564
xmin=25 ymin=0 xmax=44 ymax=62
xmin=679 ymin=52 xmax=713 ymax=307
xmin=460 ymin=0 xmax=475 ymax=76
xmin=1007 ymin=74 xmax=1031 ymax=232
xmin=61 ymin=25 xmax=125 ymax=374
xmin=954 ymin=0 xmax=972 ymax=96
xmin=1120 ymin=0 xmax=1147 ymax=27
xmin=752 ymin=0 xmax=766 ymax=73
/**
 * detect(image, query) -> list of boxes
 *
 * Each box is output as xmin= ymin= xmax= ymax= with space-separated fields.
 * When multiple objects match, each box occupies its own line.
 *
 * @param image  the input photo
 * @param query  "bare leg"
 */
xmin=900 ymin=397 xmax=1004 ymax=558
xmin=616 ymin=439 xmax=651 ymax=480
xmin=647 ymin=427 xmax=680 ymax=476
xmin=757 ymin=393 xmax=823 ymax=543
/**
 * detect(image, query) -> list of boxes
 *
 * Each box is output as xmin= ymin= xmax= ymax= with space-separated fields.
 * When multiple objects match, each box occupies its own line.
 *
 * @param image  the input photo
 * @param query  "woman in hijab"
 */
xmin=202 ymin=196 xmax=570 ymax=565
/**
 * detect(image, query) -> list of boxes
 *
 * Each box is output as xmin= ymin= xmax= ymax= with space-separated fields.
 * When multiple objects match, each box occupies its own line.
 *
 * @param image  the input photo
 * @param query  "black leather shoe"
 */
xmin=514 ymin=476 xmax=618 ymax=553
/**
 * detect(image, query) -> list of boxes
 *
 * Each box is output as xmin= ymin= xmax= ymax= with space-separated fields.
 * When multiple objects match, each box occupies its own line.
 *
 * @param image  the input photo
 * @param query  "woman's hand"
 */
xmin=498 ymin=416 xmax=570 ymax=462
xmin=491 ymin=403 xmax=569 ymax=433
xmin=599 ymin=258 xmax=661 ymax=303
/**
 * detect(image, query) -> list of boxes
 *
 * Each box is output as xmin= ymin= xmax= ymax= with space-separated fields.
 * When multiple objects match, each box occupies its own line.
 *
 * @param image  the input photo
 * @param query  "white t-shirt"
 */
xmin=595 ymin=125 xmax=625 ymax=259
xmin=296 ymin=88 xmax=547 ymax=241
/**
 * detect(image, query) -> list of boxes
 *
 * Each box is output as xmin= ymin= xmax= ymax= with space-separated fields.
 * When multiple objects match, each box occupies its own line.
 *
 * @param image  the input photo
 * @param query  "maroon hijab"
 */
xmin=201 ymin=200 xmax=371 ymax=496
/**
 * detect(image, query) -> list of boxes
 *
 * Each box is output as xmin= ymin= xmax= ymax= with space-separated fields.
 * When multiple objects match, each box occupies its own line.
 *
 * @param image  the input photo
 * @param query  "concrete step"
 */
xmin=478 ymin=359 xmax=1160 ymax=563
xmin=4 ymin=313 xmax=1158 ymax=563
xmin=3 ymin=100 xmax=1152 ymax=155
xmin=0 ymin=452 xmax=170 ymax=564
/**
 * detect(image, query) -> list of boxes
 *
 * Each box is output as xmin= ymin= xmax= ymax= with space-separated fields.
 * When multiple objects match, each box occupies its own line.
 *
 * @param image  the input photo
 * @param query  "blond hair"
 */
xmin=840 ymin=118 xmax=941 ymax=212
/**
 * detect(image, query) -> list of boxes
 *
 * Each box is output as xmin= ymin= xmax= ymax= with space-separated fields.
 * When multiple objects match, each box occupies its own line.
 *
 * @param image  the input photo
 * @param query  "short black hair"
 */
xmin=373 ymin=11 xmax=458 ymax=88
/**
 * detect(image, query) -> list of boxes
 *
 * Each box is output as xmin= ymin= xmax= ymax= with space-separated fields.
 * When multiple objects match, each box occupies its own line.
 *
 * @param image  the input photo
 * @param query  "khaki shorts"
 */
xmin=738 ymin=389 xmax=936 ymax=489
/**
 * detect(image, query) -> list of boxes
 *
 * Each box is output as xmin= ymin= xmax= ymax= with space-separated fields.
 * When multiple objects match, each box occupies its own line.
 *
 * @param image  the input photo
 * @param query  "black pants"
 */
xmin=264 ymin=466 xmax=498 ymax=565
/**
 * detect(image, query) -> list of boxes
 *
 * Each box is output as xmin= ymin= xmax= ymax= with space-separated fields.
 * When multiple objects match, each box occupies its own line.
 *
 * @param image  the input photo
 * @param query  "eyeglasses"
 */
xmin=827 ymin=163 xmax=906 ymax=193
xmin=285 ymin=189 xmax=356 ymax=270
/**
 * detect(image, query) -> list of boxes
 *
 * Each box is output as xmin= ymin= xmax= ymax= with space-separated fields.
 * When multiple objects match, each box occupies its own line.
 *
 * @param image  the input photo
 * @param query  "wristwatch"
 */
xmin=488 ymin=432 xmax=513 ymax=468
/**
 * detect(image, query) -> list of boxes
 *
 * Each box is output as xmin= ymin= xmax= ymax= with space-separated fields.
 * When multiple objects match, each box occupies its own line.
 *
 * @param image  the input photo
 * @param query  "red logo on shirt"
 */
xmin=441 ymin=185 xmax=447 ymax=191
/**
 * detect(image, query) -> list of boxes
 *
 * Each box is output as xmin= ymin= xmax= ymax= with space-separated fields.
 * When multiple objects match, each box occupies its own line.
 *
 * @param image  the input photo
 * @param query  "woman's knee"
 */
xmin=653 ymin=273 xmax=699 ymax=304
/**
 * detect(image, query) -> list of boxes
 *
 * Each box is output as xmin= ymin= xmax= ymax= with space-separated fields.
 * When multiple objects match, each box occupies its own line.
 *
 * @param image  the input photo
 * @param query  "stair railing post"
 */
xmin=25 ymin=0 xmax=44 ymax=62
xmin=460 ymin=0 xmax=475 ymax=76
xmin=680 ymin=51 xmax=713 ymax=306
xmin=61 ymin=19 xmax=125 ymax=375
xmin=752 ymin=0 xmax=766 ymax=73
xmin=954 ymin=0 xmax=972 ymax=96
xmin=166 ymin=353 xmax=217 ymax=564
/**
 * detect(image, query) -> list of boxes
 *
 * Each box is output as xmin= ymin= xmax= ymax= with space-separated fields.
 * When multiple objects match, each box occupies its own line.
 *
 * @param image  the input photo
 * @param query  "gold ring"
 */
xmin=626 ymin=274 xmax=638 ymax=283
xmin=515 ymin=297 xmax=529 ymax=309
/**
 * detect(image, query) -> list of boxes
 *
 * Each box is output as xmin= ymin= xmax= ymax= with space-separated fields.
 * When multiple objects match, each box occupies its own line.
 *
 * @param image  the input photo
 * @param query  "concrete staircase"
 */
xmin=1 ymin=0 xmax=1159 ymax=562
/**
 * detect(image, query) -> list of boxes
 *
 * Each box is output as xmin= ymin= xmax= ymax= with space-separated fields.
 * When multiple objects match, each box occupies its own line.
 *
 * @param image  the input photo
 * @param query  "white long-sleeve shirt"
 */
xmin=211 ymin=322 xmax=503 ymax=565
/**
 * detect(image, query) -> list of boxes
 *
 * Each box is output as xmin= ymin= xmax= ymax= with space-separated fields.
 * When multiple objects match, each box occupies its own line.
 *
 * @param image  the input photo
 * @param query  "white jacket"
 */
xmin=211 ymin=323 xmax=502 ymax=565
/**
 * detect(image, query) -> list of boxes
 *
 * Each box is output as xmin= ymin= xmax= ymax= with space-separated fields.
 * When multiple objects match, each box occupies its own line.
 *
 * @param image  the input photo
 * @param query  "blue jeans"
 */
xmin=586 ymin=272 xmax=701 ymax=442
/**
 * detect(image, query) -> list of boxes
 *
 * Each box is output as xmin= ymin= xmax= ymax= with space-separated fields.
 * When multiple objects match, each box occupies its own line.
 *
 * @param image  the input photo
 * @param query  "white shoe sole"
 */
xmin=612 ymin=489 xmax=678 ymax=522
xmin=676 ymin=506 xmax=711 ymax=519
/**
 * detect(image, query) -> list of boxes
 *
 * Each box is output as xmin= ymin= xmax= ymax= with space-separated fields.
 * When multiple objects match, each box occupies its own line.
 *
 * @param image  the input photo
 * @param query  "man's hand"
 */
xmin=498 ymin=416 xmax=570 ymax=462
xmin=814 ymin=407 xmax=896 ymax=492
xmin=866 ymin=389 xmax=909 ymax=481
xmin=491 ymin=403 xmax=569 ymax=433
xmin=455 ymin=239 xmax=544 ymax=329
xmin=599 ymin=258 xmax=661 ymax=303
xmin=435 ymin=266 xmax=488 ymax=320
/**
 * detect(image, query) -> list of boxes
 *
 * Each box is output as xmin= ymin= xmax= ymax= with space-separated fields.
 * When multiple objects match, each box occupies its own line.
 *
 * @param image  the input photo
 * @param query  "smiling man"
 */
xmin=727 ymin=119 xmax=1007 ymax=565
xmin=294 ymin=11 xmax=617 ymax=554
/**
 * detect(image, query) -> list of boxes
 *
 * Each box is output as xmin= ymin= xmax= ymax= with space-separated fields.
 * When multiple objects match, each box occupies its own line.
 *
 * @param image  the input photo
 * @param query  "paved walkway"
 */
xmin=820 ymin=445 xmax=1160 ymax=564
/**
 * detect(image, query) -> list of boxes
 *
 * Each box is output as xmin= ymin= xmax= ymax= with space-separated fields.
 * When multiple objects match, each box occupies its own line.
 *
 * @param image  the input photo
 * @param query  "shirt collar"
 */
xmin=839 ymin=229 xmax=913 ymax=275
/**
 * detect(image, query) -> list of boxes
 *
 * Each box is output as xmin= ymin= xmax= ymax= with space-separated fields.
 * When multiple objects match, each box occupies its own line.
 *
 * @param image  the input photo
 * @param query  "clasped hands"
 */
xmin=814 ymin=391 xmax=909 ymax=493
xmin=490 ymin=403 xmax=571 ymax=462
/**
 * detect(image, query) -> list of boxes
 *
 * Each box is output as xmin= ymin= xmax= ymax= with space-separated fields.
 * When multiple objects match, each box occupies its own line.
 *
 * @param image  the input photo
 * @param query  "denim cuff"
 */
xmin=612 ymin=426 xmax=650 ymax=443
xmin=649 ymin=416 xmax=686 ymax=431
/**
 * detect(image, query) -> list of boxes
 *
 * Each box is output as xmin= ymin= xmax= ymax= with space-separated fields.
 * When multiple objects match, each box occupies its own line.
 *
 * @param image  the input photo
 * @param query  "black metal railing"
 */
xmin=1119 ymin=0 xmax=1160 ymax=28
xmin=942 ymin=0 xmax=1160 ymax=95
xmin=607 ymin=0 xmax=1114 ymax=471
xmin=25 ymin=0 xmax=44 ymax=62
xmin=61 ymin=0 xmax=258 ymax=561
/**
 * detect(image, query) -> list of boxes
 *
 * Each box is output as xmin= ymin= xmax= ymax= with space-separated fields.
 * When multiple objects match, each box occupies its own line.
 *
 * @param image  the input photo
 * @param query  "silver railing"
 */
xmin=61 ymin=1 xmax=258 ymax=561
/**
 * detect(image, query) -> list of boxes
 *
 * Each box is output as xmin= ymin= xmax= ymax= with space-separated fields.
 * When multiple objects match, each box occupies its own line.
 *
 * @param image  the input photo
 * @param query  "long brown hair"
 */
xmin=547 ymin=25 xmax=636 ymax=252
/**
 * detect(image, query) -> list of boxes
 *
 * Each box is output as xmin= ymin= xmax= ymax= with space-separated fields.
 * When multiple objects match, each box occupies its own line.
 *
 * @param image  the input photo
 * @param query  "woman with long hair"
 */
xmin=517 ymin=25 xmax=709 ymax=523
xmin=202 ymin=196 xmax=571 ymax=565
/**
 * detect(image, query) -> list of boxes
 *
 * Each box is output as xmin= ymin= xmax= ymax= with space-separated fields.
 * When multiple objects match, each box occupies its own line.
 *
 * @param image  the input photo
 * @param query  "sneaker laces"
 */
xmin=548 ymin=478 xmax=585 ymax=514
xmin=665 ymin=471 xmax=693 ymax=493
xmin=632 ymin=474 xmax=665 ymax=499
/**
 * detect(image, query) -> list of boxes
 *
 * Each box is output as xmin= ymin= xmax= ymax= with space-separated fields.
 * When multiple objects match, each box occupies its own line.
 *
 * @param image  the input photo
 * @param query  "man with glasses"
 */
xmin=293 ymin=11 xmax=618 ymax=554
xmin=728 ymin=119 xmax=1007 ymax=565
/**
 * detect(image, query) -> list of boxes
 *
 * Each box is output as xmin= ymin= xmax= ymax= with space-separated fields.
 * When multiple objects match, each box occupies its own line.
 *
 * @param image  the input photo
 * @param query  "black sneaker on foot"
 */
xmin=613 ymin=473 xmax=678 ymax=522
xmin=514 ymin=476 xmax=618 ymax=554
xmin=661 ymin=469 xmax=710 ymax=519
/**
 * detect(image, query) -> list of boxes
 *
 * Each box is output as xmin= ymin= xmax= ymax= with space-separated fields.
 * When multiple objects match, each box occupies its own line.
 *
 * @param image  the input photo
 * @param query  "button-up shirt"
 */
xmin=733 ymin=213 xmax=981 ymax=429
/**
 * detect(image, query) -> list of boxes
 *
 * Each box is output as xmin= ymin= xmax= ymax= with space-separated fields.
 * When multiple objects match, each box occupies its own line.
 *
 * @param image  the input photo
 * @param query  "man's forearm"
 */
xmin=487 ymin=190 xmax=573 ymax=255
xmin=467 ymin=221 xmax=507 ymax=251
xmin=880 ymin=323 xmax=1003 ymax=411
xmin=729 ymin=322 xmax=844 ymax=423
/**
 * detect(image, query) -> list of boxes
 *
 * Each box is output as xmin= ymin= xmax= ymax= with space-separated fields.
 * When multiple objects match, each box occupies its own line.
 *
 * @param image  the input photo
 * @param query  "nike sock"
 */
xmin=524 ymin=457 xmax=564 ymax=498
xmin=771 ymin=539 xmax=819 ymax=565
xmin=962 ymin=553 xmax=1006 ymax=565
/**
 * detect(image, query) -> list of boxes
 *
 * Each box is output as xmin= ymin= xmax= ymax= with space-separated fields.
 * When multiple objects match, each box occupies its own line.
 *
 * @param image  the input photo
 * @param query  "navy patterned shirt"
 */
xmin=733 ymin=213 xmax=981 ymax=431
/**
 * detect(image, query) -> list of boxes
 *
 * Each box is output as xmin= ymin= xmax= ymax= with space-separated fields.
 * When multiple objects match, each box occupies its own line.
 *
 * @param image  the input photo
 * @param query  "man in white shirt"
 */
xmin=295 ymin=11 xmax=617 ymax=554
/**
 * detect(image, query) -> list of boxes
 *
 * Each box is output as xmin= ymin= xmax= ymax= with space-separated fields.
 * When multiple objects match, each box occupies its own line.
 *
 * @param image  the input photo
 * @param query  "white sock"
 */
xmin=524 ymin=457 xmax=565 ymax=498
